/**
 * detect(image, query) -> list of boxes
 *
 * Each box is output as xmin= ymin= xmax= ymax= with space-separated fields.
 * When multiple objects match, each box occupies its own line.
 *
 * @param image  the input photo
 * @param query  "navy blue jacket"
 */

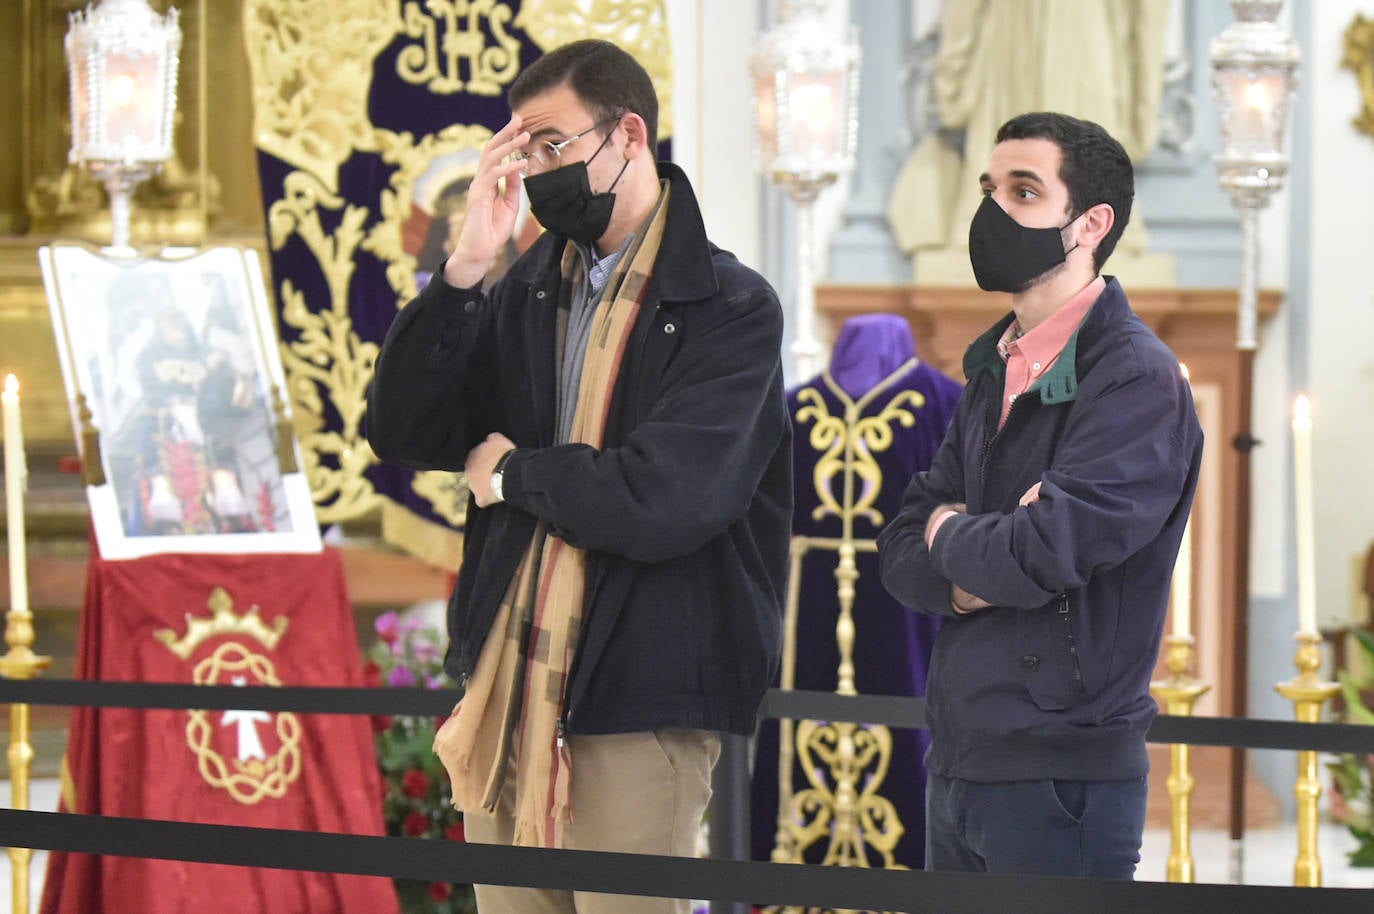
xmin=366 ymin=163 xmax=792 ymax=737
xmin=877 ymin=279 xmax=1202 ymax=781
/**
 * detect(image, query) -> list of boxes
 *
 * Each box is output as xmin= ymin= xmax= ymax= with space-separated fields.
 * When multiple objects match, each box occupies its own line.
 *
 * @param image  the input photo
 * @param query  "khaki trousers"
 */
xmin=465 ymin=728 xmax=721 ymax=914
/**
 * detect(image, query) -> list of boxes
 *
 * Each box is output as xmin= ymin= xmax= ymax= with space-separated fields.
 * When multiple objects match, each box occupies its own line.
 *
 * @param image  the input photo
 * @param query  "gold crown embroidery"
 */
xmin=155 ymin=587 xmax=290 ymax=660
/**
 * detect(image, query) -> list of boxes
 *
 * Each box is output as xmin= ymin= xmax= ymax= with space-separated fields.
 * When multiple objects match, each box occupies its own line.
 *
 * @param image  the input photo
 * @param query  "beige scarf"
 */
xmin=434 ymin=186 xmax=670 ymax=848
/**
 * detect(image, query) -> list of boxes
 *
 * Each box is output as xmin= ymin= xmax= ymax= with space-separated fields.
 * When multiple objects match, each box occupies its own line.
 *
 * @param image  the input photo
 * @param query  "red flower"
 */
xmin=402 ymin=769 xmax=431 ymax=799
xmin=362 ymin=659 xmax=383 ymax=687
xmin=444 ymin=821 xmax=465 ymax=842
xmin=403 ymin=811 xmax=429 ymax=836
xmin=427 ymin=882 xmax=453 ymax=902
xmin=371 ymin=714 xmax=393 ymax=734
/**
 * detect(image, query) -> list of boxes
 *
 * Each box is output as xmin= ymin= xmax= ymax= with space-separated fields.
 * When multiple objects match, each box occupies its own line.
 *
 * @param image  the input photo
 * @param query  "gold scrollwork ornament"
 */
xmin=1344 ymin=13 xmax=1374 ymax=139
xmin=242 ymin=0 xmax=400 ymax=192
xmin=267 ymin=170 xmax=382 ymax=522
xmin=395 ymin=0 xmax=522 ymax=96
xmin=795 ymin=386 xmax=925 ymax=527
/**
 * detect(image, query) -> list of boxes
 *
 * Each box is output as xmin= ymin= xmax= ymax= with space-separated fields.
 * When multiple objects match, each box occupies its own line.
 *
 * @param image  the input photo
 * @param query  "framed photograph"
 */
xmin=38 ymin=243 xmax=321 ymax=559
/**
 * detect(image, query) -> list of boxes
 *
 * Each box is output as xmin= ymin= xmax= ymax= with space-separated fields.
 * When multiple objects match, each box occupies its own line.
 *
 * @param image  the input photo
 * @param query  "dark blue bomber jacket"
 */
xmin=366 ymin=162 xmax=792 ymax=738
xmin=877 ymin=278 xmax=1203 ymax=782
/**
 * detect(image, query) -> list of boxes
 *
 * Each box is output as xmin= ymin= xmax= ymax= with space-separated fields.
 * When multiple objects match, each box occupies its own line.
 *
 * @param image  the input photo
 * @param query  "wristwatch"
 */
xmin=490 ymin=449 xmax=515 ymax=503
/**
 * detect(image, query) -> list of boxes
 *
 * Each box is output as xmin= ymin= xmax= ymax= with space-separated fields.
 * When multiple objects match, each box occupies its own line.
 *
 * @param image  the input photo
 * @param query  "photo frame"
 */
xmin=38 ymin=243 xmax=321 ymax=559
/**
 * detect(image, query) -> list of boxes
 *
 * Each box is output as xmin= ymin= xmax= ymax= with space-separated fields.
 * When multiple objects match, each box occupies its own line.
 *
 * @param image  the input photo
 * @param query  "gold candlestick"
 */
xmin=1274 ymin=630 xmax=1339 ymax=888
xmin=1149 ymin=634 xmax=1211 ymax=883
xmin=1 ymin=598 xmax=54 ymax=914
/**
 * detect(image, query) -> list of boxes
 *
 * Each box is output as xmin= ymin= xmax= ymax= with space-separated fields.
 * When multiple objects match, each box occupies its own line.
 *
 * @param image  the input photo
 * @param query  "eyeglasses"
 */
xmin=514 ymin=116 xmax=621 ymax=174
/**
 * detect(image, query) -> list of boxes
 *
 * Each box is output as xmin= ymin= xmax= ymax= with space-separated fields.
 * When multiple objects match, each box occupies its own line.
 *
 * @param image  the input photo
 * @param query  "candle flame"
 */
xmin=4 ymin=374 xmax=16 ymax=396
xmin=1244 ymin=80 xmax=1270 ymax=112
xmin=1293 ymin=393 xmax=1311 ymax=425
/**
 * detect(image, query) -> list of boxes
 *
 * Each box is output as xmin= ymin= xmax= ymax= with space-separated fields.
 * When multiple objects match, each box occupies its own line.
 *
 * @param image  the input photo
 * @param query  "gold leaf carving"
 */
xmin=266 ymin=170 xmax=381 ymax=522
xmin=1344 ymin=14 xmax=1374 ymax=139
xmin=515 ymin=0 xmax=674 ymax=140
xmin=242 ymin=0 xmax=399 ymax=191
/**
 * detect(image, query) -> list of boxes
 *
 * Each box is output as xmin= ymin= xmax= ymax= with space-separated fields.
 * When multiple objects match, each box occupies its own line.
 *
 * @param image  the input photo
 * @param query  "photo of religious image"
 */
xmin=402 ymin=148 xmax=533 ymax=292
xmin=38 ymin=244 xmax=321 ymax=559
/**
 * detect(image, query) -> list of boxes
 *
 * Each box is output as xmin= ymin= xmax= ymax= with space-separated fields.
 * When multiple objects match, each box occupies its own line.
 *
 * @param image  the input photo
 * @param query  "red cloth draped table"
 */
xmin=39 ymin=545 xmax=400 ymax=914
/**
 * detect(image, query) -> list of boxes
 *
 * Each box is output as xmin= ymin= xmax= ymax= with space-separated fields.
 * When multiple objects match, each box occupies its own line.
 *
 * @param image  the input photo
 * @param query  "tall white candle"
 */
xmin=1292 ymin=394 xmax=1317 ymax=636
xmin=1171 ymin=517 xmax=1193 ymax=639
xmin=3 ymin=373 xmax=28 ymax=616
xmin=1171 ymin=364 xmax=1193 ymax=639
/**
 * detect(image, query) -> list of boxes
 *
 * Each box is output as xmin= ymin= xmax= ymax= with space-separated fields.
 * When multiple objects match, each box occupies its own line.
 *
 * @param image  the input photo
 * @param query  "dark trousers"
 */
xmin=926 ymin=774 xmax=1148 ymax=878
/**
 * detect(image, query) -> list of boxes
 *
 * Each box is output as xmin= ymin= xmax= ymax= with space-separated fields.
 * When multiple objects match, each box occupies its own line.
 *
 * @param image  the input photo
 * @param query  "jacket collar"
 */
xmin=962 ymin=276 xmax=1129 ymax=406
xmin=506 ymin=161 xmax=719 ymax=304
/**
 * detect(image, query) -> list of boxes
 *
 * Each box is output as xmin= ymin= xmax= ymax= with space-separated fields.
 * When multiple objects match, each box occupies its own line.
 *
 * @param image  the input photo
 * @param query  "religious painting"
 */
xmin=402 ymin=148 xmax=530 ymax=294
xmin=38 ymin=244 xmax=321 ymax=559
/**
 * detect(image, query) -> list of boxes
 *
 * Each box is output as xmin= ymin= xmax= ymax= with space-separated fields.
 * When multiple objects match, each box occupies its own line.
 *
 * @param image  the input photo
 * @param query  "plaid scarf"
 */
xmin=434 ymin=185 xmax=670 ymax=848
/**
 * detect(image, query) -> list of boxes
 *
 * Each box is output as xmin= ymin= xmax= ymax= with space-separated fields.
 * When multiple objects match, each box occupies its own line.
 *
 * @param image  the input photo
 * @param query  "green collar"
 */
xmin=962 ymin=312 xmax=1081 ymax=406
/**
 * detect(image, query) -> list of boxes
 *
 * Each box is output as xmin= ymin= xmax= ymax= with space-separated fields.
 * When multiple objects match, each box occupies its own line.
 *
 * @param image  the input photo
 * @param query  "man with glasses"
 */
xmin=367 ymin=39 xmax=791 ymax=914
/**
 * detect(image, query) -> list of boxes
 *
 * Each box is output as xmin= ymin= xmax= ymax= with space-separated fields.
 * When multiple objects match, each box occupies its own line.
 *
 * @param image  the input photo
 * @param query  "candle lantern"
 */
xmin=751 ymin=0 xmax=860 ymax=379
xmin=65 ymin=0 xmax=182 ymax=249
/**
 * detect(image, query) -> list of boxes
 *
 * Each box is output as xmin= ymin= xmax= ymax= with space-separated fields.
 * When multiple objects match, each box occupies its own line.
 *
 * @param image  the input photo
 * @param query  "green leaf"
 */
xmin=1348 ymin=834 xmax=1374 ymax=867
xmin=1354 ymin=628 xmax=1374 ymax=669
xmin=1338 ymin=671 xmax=1374 ymax=725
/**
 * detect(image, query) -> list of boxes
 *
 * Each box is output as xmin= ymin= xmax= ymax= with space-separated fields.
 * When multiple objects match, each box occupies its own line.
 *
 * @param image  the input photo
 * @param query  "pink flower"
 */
xmin=387 ymin=665 xmax=416 ymax=688
xmin=374 ymin=612 xmax=401 ymax=644
xmin=413 ymin=640 xmax=441 ymax=665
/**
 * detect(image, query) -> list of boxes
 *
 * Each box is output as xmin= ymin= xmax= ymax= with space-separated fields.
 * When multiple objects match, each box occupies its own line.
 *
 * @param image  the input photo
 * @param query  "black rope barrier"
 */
xmin=0 ymin=808 xmax=1367 ymax=914
xmin=5 ymin=676 xmax=1374 ymax=754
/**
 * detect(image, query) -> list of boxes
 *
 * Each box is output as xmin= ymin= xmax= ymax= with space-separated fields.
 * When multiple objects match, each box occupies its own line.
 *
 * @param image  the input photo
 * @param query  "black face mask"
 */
xmin=967 ymin=196 xmax=1079 ymax=293
xmin=522 ymin=130 xmax=629 ymax=245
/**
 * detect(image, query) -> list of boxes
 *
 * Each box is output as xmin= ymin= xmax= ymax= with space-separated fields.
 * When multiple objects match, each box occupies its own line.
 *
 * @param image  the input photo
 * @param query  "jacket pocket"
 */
xmin=1017 ymin=594 xmax=1086 ymax=711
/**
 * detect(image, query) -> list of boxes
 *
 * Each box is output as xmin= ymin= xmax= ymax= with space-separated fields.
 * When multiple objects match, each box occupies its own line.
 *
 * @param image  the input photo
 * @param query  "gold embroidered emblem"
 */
xmin=157 ymin=588 xmax=301 ymax=805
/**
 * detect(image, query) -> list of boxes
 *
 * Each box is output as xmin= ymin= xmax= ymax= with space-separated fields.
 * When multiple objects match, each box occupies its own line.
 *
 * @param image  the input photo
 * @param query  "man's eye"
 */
xmin=1015 ymin=187 xmax=1038 ymax=199
xmin=980 ymin=187 xmax=994 ymax=197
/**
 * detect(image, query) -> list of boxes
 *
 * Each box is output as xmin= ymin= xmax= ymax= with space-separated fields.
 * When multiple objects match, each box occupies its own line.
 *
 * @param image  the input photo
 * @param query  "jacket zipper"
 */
xmin=1058 ymin=593 xmax=1084 ymax=689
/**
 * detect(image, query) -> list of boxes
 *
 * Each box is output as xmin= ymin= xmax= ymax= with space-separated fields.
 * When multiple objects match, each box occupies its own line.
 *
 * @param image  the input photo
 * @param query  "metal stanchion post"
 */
xmin=708 ymin=732 xmax=751 ymax=914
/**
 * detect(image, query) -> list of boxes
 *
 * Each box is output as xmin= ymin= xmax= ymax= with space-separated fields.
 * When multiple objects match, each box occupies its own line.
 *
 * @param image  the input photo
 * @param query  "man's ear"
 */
xmin=618 ymin=112 xmax=651 ymax=159
xmin=1076 ymin=202 xmax=1116 ymax=251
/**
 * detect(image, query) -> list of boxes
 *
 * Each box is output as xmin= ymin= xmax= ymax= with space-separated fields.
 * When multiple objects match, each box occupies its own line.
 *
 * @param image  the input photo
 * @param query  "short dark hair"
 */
xmin=509 ymin=39 xmax=659 ymax=151
xmin=995 ymin=112 xmax=1134 ymax=273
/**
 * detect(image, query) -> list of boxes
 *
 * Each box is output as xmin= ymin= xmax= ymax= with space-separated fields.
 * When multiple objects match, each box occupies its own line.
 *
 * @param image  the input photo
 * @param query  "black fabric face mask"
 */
xmin=967 ymin=195 xmax=1078 ymax=293
xmin=522 ymin=132 xmax=628 ymax=245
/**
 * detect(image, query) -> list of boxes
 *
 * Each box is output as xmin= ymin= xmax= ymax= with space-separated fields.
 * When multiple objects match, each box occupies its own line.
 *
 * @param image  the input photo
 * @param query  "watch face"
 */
xmin=490 ymin=470 xmax=504 ymax=502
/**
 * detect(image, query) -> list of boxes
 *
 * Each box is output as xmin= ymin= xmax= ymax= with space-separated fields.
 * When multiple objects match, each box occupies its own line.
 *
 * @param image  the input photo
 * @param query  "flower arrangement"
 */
xmin=1328 ymin=627 xmax=1374 ymax=866
xmin=365 ymin=610 xmax=476 ymax=913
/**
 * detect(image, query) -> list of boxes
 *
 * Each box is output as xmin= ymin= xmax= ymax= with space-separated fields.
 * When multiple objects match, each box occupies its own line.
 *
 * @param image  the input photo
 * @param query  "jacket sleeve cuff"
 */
xmin=927 ymin=511 xmax=971 ymax=581
xmin=495 ymin=448 xmax=532 ymax=510
xmin=423 ymin=266 xmax=485 ymax=318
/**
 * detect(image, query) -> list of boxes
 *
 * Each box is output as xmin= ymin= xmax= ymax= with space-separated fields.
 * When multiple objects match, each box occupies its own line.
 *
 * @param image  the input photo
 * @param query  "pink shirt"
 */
xmin=925 ymin=276 xmax=1105 ymax=552
xmin=995 ymin=275 xmax=1104 ymax=429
